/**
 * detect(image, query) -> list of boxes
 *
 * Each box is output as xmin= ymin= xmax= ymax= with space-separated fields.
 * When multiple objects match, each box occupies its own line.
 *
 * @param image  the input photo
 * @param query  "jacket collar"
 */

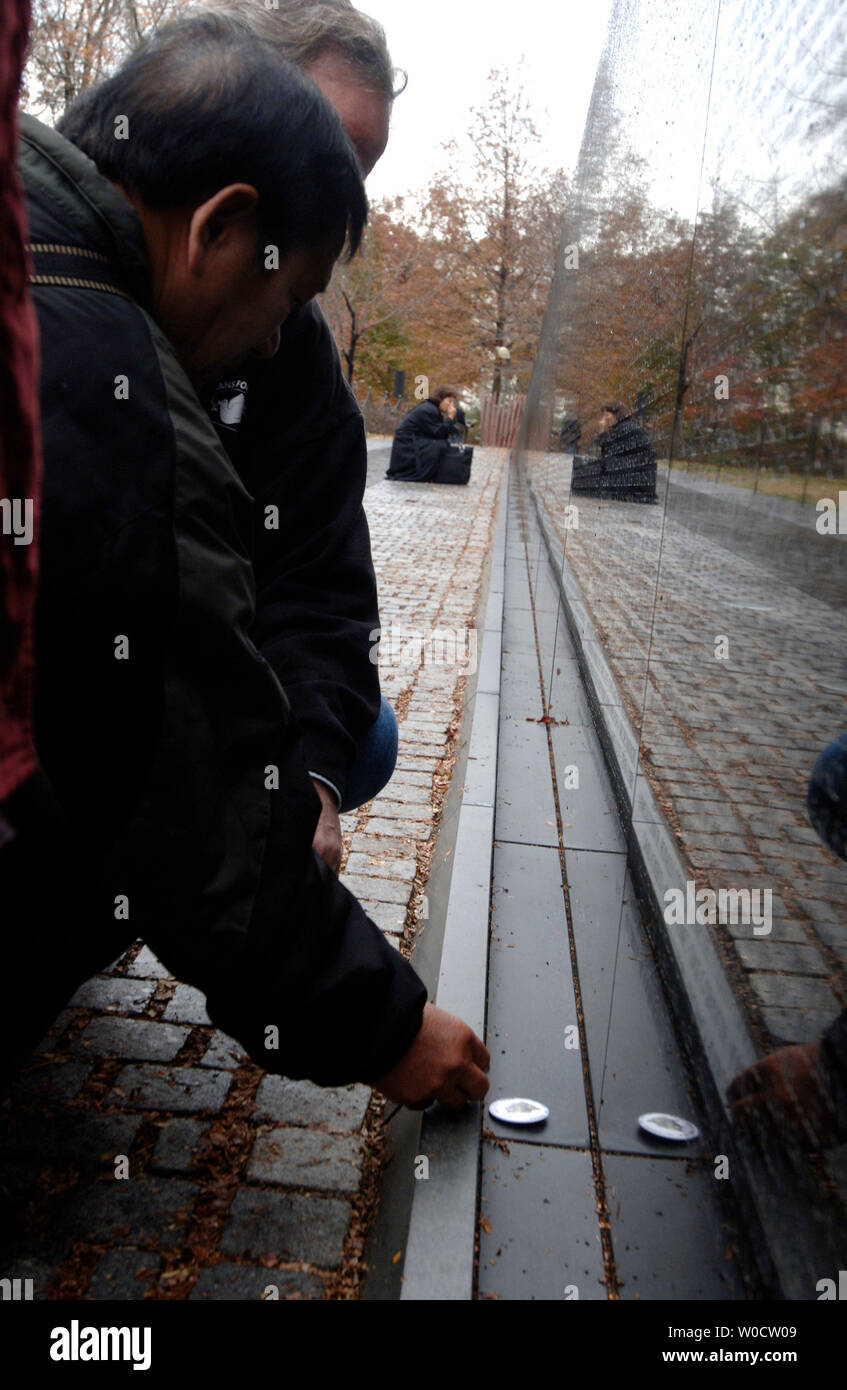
xmin=18 ymin=114 xmax=153 ymax=311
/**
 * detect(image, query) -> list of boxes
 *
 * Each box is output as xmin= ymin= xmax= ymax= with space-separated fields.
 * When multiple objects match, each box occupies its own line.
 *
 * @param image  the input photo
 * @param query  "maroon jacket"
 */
xmin=0 ymin=0 xmax=40 ymax=806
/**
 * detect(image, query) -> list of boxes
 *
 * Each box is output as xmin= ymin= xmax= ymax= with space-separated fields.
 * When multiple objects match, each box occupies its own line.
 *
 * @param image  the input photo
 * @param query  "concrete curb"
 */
xmin=396 ymin=472 xmax=506 ymax=1302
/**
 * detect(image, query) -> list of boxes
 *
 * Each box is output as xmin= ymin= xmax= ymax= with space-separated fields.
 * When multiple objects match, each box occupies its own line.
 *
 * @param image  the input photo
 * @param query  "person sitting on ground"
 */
xmin=386 ymin=385 xmax=462 ymax=482
xmin=7 ymin=12 xmax=489 ymax=1109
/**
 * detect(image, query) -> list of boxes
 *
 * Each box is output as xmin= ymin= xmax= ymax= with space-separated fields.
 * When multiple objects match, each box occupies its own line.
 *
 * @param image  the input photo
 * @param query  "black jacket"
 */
xmin=387 ymin=400 xmax=453 ymax=481
xmin=20 ymin=115 xmax=426 ymax=1084
xmin=211 ymin=308 xmax=381 ymax=806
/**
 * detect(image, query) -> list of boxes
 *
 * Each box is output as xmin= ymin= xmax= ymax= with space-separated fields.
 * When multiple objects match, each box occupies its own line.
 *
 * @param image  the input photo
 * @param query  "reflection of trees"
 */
xmin=544 ymin=171 xmax=846 ymax=475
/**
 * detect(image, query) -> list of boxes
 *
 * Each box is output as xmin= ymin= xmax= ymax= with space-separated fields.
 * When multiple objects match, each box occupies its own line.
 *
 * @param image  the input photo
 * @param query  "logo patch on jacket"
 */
xmin=210 ymin=378 xmax=249 ymax=431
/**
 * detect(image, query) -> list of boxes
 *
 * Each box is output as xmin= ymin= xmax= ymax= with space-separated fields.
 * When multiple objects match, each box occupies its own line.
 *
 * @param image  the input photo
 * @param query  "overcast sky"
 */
xmin=362 ymin=0 xmax=615 ymax=202
xmin=362 ymin=0 xmax=844 ymax=223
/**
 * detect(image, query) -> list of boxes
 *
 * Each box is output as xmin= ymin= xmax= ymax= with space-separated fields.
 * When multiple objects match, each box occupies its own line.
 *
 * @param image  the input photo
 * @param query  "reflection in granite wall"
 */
xmin=516 ymin=0 xmax=847 ymax=1222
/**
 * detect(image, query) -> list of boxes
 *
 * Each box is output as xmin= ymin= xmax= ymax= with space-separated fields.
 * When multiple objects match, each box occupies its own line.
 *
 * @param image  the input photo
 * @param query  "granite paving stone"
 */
xmin=733 ymin=939 xmax=829 ymax=976
xmin=107 ymin=1065 xmax=232 ymax=1114
xmin=85 ymin=1249 xmax=161 ymax=1300
xmin=247 ymin=1128 xmax=363 ymax=1194
xmin=366 ymin=817 xmax=431 ymax=841
xmin=198 ymin=1031 xmax=250 ymax=1070
xmin=73 ymin=1017 xmax=189 ymax=1063
xmin=221 ymin=1190 xmax=351 ymax=1269
xmin=254 ymin=1077 xmax=370 ymax=1131
xmin=70 ymin=978 xmax=156 ymax=1016
xmin=366 ymin=801 xmax=435 ymax=822
xmin=150 ymin=1118 xmax=209 ymax=1173
xmin=478 ymin=1145 xmax=606 ymax=1301
xmin=344 ymin=852 xmax=416 ymax=881
xmin=162 ymin=984 xmax=212 ymax=1026
xmin=188 ymin=1263 xmax=323 ymax=1300
xmin=744 ymin=972 xmax=841 ymax=1013
xmin=124 ymin=947 xmax=173 ymax=980
xmin=359 ymin=900 xmax=407 ymax=933
xmin=348 ymin=833 xmax=417 ymax=857
xmin=339 ymin=874 xmax=411 ymax=906
xmin=13 ymin=1062 xmax=92 ymax=1104
xmin=375 ymin=783 xmax=433 ymax=805
xmin=55 ymin=1176 xmax=198 ymax=1247
xmin=604 ymin=1154 xmax=743 ymax=1300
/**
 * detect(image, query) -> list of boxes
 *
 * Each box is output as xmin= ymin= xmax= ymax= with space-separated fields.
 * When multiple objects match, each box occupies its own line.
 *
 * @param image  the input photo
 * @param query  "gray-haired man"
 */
xmin=203 ymin=1 xmax=490 ymax=1108
xmin=208 ymin=0 xmax=394 ymax=874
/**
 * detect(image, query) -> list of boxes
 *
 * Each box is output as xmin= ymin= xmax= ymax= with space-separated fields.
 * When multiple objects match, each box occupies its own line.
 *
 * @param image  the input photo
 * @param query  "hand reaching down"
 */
xmin=374 ymin=1003 xmax=491 ymax=1112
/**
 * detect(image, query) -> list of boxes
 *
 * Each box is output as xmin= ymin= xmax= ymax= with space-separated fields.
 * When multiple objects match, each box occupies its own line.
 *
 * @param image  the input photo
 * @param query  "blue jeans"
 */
xmin=340 ymin=696 xmax=398 ymax=813
xmin=807 ymin=733 xmax=847 ymax=862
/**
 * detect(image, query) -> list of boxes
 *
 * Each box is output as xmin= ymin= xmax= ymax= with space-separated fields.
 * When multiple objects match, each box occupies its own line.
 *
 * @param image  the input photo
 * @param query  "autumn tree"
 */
xmin=24 ymin=0 xmax=186 ymax=120
xmin=321 ymin=196 xmax=450 ymax=390
xmin=425 ymin=66 xmax=568 ymax=399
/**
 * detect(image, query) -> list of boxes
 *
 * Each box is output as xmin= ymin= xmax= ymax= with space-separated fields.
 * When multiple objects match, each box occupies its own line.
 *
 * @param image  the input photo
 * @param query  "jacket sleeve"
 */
xmin=425 ymin=408 xmax=453 ymax=440
xmin=197 ymin=718 xmax=428 ymax=1085
xmin=225 ymin=307 xmax=381 ymax=803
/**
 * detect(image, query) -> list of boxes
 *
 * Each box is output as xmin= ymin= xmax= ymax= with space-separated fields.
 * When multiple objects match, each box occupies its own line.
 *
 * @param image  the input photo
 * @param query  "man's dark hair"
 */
xmin=428 ymin=385 xmax=458 ymax=405
xmin=57 ymin=11 xmax=368 ymax=262
xmin=602 ymin=402 xmax=626 ymax=421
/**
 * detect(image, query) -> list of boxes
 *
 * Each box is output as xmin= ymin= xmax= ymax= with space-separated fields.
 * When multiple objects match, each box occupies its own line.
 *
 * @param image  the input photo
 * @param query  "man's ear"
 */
xmin=187 ymin=184 xmax=261 ymax=276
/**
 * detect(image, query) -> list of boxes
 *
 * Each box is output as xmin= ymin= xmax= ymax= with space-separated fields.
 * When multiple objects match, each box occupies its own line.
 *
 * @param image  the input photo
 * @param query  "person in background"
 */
xmin=560 ymin=416 xmax=581 ymax=450
xmin=386 ymin=385 xmax=460 ymax=482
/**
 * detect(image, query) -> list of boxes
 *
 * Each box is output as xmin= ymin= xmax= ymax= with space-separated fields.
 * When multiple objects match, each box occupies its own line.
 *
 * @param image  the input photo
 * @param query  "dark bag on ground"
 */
xmin=436 ymin=444 xmax=473 ymax=485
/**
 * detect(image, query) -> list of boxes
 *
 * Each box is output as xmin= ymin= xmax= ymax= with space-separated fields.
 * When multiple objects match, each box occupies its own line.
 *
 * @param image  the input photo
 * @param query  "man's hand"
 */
xmin=373 ymin=1003 xmax=490 ymax=1112
xmin=311 ymin=778 xmax=343 ymax=875
xmin=727 ymin=1042 xmax=843 ymax=1149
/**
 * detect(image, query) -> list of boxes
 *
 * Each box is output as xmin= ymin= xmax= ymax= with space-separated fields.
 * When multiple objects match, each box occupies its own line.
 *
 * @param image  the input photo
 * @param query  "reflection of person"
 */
xmin=386 ymin=385 xmax=460 ymax=481
xmin=12 ymin=15 xmax=489 ymax=1109
xmin=728 ymin=734 xmax=847 ymax=1148
xmin=560 ymin=416 xmax=581 ymax=449
xmin=597 ymin=403 xmax=656 ymax=475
